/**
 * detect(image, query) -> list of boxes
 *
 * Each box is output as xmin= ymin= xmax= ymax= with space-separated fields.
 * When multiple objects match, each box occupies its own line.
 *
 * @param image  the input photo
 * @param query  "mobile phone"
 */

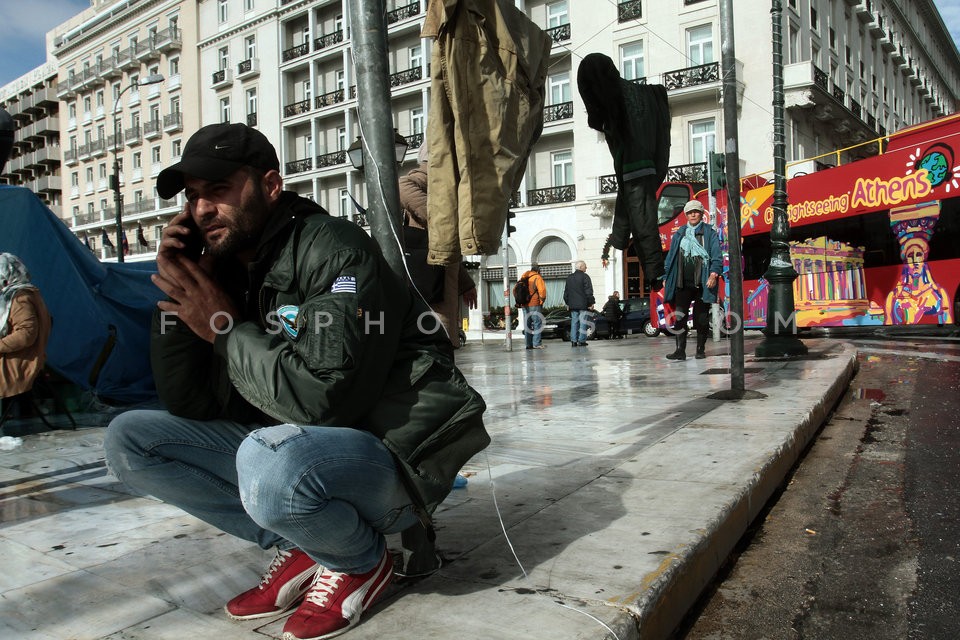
xmin=181 ymin=214 xmax=204 ymax=261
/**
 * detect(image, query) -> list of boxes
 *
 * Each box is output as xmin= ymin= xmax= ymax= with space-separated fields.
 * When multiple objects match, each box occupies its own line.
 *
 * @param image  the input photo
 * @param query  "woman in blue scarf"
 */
xmin=662 ymin=201 xmax=722 ymax=360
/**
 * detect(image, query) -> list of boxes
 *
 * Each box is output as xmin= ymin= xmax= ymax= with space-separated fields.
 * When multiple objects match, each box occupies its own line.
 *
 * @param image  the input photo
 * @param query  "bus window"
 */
xmin=929 ymin=198 xmax=960 ymax=262
xmin=657 ymin=183 xmax=692 ymax=225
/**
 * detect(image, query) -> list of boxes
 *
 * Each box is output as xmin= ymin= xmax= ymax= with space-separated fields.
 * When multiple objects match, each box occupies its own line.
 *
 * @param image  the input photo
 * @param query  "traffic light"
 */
xmin=709 ymin=151 xmax=727 ymax=192
xmin=506 ymin=210 xmax=517 ymax=236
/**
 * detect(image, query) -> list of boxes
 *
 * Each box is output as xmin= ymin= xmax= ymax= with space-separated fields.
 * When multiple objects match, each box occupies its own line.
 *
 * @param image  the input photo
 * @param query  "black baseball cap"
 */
xmin=157 ymin=123 xmax=280 ymax=199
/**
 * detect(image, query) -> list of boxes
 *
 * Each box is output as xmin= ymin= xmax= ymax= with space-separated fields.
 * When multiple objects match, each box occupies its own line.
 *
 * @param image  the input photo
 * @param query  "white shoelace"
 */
xmin=303 ymin=570 xmax=344 ymax=607
xmin=259 ymin=549 xmax=294 ymax=588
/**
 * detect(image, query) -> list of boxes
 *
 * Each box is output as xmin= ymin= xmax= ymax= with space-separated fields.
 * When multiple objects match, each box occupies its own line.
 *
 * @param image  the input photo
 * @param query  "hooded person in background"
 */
xmin=0 ymin=253 xmax=52 ymax=406
xmin=399 ymin=144 xmax=478 ymax=349
xmin=578 ymin=52 xmax=670 ymax=291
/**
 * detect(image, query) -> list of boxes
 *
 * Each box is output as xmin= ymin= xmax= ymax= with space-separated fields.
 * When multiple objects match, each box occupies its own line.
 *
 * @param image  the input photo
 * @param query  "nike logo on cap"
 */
xmin=214 ymin=144 xmax=230 ymax=150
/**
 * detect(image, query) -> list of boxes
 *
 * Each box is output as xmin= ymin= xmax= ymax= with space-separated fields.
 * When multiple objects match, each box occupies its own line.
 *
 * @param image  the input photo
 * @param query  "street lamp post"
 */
xmin=755 ymin=1 xmax=807 ymax=357
xmin=111 ymin=73 xmax=163 ymax=263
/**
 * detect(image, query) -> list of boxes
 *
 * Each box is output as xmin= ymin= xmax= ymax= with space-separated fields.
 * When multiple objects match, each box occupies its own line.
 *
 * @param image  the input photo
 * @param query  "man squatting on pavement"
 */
xmin=103 ymin=123 xmax=490 ymax=640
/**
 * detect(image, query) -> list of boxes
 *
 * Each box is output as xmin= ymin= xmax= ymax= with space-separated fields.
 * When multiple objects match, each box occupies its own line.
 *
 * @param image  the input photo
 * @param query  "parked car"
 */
xmin=550 ymin=298 xmax=657 ymax=340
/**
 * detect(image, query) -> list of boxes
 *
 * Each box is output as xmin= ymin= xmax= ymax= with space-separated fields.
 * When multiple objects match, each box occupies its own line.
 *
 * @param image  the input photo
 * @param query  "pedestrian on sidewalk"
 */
xmin=662 ymin=200 xmax=722 ymax=360
xmin=564 ymin=260 xmax=595 ymax=347
xmin=517 ymin=264 xmax=547 ymax=350
xmin=103 ymin=123 xmax=489 ymax=640
xmin=601 ymin=290 xmax=624 ymax=339
xmin=0 ymin=253 xmax=52 ymax=419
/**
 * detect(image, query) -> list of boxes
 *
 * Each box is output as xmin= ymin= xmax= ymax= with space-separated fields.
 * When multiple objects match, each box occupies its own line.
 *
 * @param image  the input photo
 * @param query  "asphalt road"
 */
xmin=674 ymin=334 xmax=960 ymax=640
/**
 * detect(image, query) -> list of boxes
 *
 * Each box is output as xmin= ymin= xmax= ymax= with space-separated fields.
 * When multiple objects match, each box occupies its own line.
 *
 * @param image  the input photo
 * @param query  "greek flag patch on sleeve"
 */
xmin=330 ymin=275 xmax=357 ymax=294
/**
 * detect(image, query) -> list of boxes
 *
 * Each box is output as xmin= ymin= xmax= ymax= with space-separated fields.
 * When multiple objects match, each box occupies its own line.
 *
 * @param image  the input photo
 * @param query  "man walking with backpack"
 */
xmin=515 ymin=264 xmax=547 ymax=350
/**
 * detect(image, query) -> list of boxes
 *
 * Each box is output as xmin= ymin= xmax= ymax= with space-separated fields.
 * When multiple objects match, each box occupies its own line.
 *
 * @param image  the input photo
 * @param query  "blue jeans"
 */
xmin=570 ymin=309 xmax=592 ymax=344
xmin=523 ymin=305 xmax=543 ymax=347
xmin=104 ymin=410 xmax=420 ymax=574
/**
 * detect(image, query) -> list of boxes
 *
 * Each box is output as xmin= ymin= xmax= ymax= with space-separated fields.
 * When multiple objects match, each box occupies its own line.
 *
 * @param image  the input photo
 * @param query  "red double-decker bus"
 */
xmin=650 ymin=113 xmax=960 ymax=332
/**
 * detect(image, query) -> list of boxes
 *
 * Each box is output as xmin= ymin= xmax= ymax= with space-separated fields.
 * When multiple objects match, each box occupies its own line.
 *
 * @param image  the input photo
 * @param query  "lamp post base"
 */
xmin=755 ymin=333 xmax=808 ymax=358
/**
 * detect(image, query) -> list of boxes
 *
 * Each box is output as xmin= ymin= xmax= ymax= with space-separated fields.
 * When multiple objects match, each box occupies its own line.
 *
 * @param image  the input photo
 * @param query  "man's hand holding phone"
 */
xmin=153 ymin=205 xmax=239 ymax=343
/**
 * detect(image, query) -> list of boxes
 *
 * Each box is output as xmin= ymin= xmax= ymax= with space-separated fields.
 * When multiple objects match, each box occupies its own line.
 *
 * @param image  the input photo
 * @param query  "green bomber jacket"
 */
xmin=150 ymin=191 xmax=489 ymax=513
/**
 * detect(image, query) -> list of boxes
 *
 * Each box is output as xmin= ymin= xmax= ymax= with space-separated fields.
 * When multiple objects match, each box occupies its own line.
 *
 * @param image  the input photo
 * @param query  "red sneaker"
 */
xmin=225 ymin=548 xmax=319 ymax=620
xmin=281 ymin=549 xmax=394 ymax=640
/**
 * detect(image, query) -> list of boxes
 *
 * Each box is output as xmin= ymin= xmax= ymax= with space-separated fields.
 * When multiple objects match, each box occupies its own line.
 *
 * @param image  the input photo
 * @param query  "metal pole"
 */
xmin=502 ymin=224 xmax=513 ymax=352
xmin=347 ymin=0 xmax=406 ymax=279
xmin=756 ymin=0 xmax=807 ymax=357
xmin=719 ymin=0 xmax=745 ymax=390
xmin=112 ymin=91 xmax=127 ymax=263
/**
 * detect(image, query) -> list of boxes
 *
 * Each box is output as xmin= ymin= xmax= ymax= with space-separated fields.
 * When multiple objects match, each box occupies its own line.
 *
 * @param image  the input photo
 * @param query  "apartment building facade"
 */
xmin=49 ymin=0 xmax=199 ymax=260
xmin=0 ymin=63 xmax=63 ymax=214
xmin=9 ymin=0 xmax=958 ymax=330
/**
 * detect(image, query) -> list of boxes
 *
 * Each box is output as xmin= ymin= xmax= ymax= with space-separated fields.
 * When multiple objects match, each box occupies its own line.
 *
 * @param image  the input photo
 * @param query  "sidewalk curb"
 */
xmin=610 ymin=344 xmax=859 ymax=640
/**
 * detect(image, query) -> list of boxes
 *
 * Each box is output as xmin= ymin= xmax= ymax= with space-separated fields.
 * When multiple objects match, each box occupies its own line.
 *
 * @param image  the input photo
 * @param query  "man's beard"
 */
xmin=204 ymin=182 xmax=271 ymax=258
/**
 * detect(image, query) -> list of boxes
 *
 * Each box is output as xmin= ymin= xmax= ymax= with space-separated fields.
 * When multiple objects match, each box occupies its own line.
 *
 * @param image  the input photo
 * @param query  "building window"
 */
xmin=335 ymin=70 xmax=345 ymax=91
xmin=172 ymin=139 xmax=182 ymax=158
xmin=152 ymin=146 xmax=161 ymax=164
xmin=689 ymin=119 xmax=716 ymax=164
xmin=245 ymin=0 xmax=255 ymax=11
xmin=219 ymin=46 xmax=229 ymax=71
xmin=551 ymin=150 xmax=573 ymax=186
xmin=337 ymin=127 xmax=347 ymax=151
xmin=789 ymin=24 xmax=800 ymax=64
xmin=218 ymin=0 xmax=228 ymax=23
xmin=548 ymin=72 xmax=570 ymax=104
xmin=409 ymin=45 xmax=422 ymax=70
xmin=547 ymin=1 xmax=569 ymax=28
xmin=829 ymin=27 xmax=836 ymax=50
xmin=169 ymin=56 xmax=180 ymax=77
xmin=810 ymin=5 xmax=819 ymax=32
xmin=246 ymin=88 xmax=258 ymax=116
xmin=687 ymin=24 xmax=714 ymax=65
xmin=245 ymin=35 xmax=257 ymax=60
xmin=411 ymin=108 xmax=424 ymax=135
xmin=620 ymin=42 xmax=644 ymax=81
xmin=339 ymin=189 xmax=350 ymax=217
xmin=220 ymin=97 xmax=231 ymax=123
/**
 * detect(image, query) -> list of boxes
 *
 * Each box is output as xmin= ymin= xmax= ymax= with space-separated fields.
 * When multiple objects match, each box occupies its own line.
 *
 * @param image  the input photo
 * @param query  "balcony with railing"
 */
xmin=405 ymin=132 xmax=424 ymax=149
xmin=154 ymin=26 xmax=182 ymax=52
xmin=135 ymin=38 xmax=160 ymax=61
xmin=237 ymin=58 xmax=260 ymax=80
xmin=282 ymin=43 xmax=310 ymax=63
xmin=316 ymin=150 xmax=346 ymax=169
xmin=314 ymin=31 xmax=344 ymax=50
xmin=284 ymin=98 xmax=312 ymax=118
xmin=90 ymin=139 xmax=106 ymax=157
xmin=526 ymin=185 xmax=576 ymax=206
xmin=286 ymin=157 xmax=313 ymax=174
xmin=124 ymin=125 xmax=142 ymax=146
xmin=387 ymin=1 xmax=421 ymax=24
xmin=546 ymin=23 xmax=570 ymax=44
xmin=663 ymin=61 xmax=720 ymax=91
xmin=247 ymin=112 xmax=258 ymax=127
xmin=618 ymin=0 xmax=642 ymax=22
xmin=163 ymin=111 xmax=183 ymax=133
xmin=315 ymin=88 xmax=346 ymax=109
xmin=598 ymin=162 xmax=707 ymax=195
xmin=543 ymin=101 xmax=574 ymax=123
xmin=143 ymin=119 xmax=162 ymax=140
xmin=212 ymin=69 xmax=233 ymax=89
xmin=389 ymin=67 xmax=423 ymax=88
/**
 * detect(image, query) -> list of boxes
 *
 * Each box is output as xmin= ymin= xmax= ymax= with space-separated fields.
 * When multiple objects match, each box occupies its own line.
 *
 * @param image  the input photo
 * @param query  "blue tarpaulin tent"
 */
xmin=0 ymin=185 xmax=163 ymax=403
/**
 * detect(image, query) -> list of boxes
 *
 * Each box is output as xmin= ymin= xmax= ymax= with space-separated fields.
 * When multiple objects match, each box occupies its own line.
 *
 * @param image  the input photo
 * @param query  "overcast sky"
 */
xmin=1 ymin=0 xmax=959 ymax=89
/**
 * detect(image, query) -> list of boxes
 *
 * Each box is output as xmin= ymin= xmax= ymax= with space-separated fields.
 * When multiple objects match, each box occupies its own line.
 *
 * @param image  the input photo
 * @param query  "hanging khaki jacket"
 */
xmin=422 ymin=0 xmax=553 ymax=264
